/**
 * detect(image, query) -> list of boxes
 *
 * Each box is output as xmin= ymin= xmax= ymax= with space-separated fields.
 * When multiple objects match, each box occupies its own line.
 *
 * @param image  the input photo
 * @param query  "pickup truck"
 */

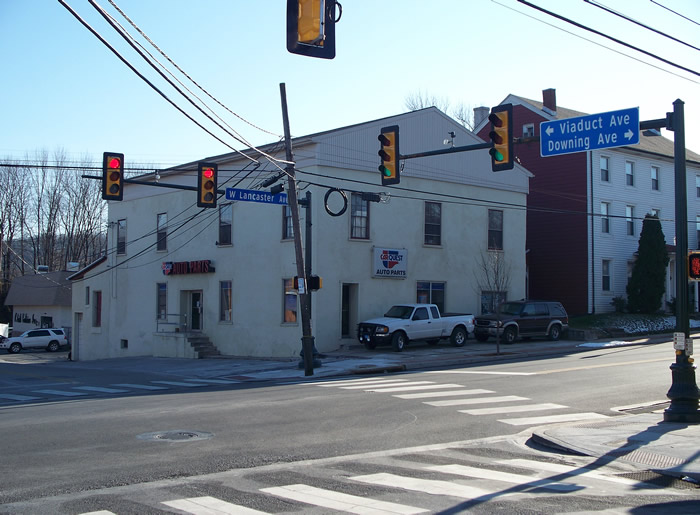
xmin=357 ymin=304 xmax=475 ymax=352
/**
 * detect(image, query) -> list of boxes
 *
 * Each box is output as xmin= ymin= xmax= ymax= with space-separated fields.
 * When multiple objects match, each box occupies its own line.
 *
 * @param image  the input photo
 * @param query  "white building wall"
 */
xmin=588 ymin=146 xmax=700 ymax=313
xmin=71 ymin=109 xmax=530 ymax=360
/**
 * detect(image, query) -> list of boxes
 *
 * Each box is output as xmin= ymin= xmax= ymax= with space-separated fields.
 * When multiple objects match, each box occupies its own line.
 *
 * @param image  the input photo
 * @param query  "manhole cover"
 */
xmin=136 ymin=430 xmax=213 ymax=442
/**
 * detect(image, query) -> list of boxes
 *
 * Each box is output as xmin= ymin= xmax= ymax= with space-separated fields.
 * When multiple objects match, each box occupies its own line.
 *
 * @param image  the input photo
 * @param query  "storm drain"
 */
xmin=137 ymin=430 xmax=213 ymax=442
xmin=616 ymin=470 xmax=699 ymax=489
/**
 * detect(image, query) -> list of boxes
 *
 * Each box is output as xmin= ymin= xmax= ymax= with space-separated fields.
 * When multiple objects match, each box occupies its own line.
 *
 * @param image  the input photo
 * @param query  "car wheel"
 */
xmin=503 ymin=326 xmax=517 ymax=344
xmin=9 ymin=342 xmax=22 ymax=354
xmin=549 ymin=324 xmax=562 ymax=341
xmin=364 ymin=342 xmax=376 ymax=350
xmin=450 ymin=327 xmax=468 ymax=347
xmin=475 ymin=333 xmax=489 ymax=342
xmin=47 ymin=341 xmax=60 ymax=352
xmin=392 ymin=332 xmax=407 ymax=352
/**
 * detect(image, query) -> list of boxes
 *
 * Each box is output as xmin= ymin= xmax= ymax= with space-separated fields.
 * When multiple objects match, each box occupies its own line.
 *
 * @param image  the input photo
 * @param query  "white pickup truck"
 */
xmin=357 ymin=304 xmax=475 ymax=352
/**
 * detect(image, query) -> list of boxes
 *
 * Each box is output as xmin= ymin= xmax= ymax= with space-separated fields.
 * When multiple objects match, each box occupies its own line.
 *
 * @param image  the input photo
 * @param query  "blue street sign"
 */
xmin=225 ymin=187 xmax=288 ymax=205
xmin=540 ymin=107 xmax=640 ymax=157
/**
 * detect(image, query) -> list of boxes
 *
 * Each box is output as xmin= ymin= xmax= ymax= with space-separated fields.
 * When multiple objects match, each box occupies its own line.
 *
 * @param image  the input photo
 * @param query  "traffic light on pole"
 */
xmin=488 ymin=104 xmax=513 ymax=171
xmin=197 ymin=162 xmax=218 ymax=208
xmin=286 ymin=0 xmax=336 ymax=59
xmin=378 ymin=125 xmax=400 ymax=186
xmin=688 ymin=252 xmax=700 ymax=280
xmin=102 ymin=152 xmax=124 ymax=201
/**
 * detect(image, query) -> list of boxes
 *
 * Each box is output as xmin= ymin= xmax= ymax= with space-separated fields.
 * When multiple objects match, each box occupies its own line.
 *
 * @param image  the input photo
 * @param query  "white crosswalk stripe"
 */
xmin=393 ymin=388 xmax=494 ymax=399
xmin=112 ymin=383 xmax=169 ymax=390
xmin=424 ymin=395 xmax=529 ymax=407
xmin=498 ymin=459 xmax=640 ymax=486
xmin=362 ymin=383 xmax=465 ymax=393
xmin=427 ymin=464 xmax=581 ymax=492
xmin=340 ymin=381 xmax=437 ymax=390
xmin=151 ymin=380 xmax=207 ymax=387
xmin=183 ymin=378 xmax=241 ymax=385
xmin=350 ymin=472 xmax=508 ymax=500
xmin=315 ymin=378 xmax=411 ymax=387
xmin=459 ymin=403 xmax=567 ymax=415
xmin=262 ymin=484 xmax=428 ymax=514
xmin=72 ymin=386 xmax=129 ymax=394
xmin=499 ymin=412 xmax=609 ymax=425
xmin=162 ymin=495 xmax=269 ymax=514
xmin=0 ymin=393 xmax=42 ymax=401
xmin=32 ymin=389 xmax=88 ymax=397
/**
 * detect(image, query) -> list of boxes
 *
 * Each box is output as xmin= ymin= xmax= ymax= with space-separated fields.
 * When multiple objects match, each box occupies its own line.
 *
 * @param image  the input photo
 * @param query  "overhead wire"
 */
xmin=583 ymin=0 xmax=700 ymax=52
xmin=516 ymin=0 xmax=700 ymax=77
xmin=650 ymin=0 xmax=700 ymax=26
xmin=490 ymin=0 xmax=700 ymax=84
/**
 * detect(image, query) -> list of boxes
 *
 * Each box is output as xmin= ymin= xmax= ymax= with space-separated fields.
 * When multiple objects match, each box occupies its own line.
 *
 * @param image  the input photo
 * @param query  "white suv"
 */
xmin=1 ymin=328 xmax=68 ymax=354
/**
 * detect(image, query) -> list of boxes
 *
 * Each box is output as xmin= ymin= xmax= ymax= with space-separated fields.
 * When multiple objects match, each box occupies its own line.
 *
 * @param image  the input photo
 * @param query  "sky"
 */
xmin=1 ymin=0 xmax=699 ymax=170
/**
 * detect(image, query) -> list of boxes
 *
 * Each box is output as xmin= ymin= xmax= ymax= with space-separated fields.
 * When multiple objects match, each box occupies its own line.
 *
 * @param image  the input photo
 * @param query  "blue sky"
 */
xmin=1 ymin=0 xmax=699 ymax=169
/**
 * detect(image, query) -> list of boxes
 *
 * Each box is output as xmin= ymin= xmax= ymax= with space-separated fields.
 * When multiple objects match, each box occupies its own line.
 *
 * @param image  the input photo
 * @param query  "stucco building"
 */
xmin=70 ymin=108 xmax=532 ymax=360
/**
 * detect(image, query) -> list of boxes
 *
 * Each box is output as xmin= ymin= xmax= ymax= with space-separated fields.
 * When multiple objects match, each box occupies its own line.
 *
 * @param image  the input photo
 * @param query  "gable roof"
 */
xmin=5 ymin=271 xmax=72 ymax=307
xmin=510 ymin=94 xmax=700 ymax=165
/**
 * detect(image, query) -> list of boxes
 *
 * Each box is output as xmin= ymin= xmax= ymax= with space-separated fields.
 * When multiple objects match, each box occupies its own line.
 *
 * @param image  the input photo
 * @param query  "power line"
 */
xmin=516 ymin=0 xmax=700 ymax=78
xmin=584 ymin=0 xmax=700 ymax=52
xmin=57 ymin=0 xmax=259 ymax=164
xmin=650 ymin=0 xmax=700 ymax=26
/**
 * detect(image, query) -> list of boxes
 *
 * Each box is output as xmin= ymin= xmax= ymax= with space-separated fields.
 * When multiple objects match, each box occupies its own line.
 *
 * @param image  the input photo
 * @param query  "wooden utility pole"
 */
xmin=279 ymin=83 xmax=315 ymax=376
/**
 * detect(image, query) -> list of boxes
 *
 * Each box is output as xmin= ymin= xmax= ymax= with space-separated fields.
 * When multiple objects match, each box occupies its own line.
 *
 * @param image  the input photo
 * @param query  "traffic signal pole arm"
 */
xmin=398 ymin=141 xmax=493 ymax=161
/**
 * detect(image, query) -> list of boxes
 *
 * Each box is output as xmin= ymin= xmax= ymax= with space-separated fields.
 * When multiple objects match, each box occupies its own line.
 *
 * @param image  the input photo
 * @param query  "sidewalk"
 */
xmin=59 ymin=333 xmax=700 ymax=485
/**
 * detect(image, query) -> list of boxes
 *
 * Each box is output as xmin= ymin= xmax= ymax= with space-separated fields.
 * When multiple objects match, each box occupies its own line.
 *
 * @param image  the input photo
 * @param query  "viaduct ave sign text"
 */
xmin=540 ymin=107 xmax=640 ymax=157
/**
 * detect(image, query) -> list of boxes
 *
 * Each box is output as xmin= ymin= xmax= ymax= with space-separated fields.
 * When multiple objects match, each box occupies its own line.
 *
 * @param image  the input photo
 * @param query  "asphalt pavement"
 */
xmin=19 ymin=332 xmax=700 ymax=486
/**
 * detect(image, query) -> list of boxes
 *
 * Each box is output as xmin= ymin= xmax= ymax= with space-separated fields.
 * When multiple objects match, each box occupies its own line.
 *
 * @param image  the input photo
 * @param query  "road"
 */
xmin=1 ymin=341 xmax=698 ymax=513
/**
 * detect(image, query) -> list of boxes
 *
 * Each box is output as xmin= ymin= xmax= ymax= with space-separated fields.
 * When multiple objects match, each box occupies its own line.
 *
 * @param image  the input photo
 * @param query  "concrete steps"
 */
xmin=186 ymin=335 xmax=221 ymax=359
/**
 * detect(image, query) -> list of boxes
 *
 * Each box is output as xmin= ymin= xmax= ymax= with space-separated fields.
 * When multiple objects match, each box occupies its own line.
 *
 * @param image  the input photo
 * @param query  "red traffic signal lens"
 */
xmin=202 ymin=167 xmax=214 ymax=179
xmin=108 ymin=157 xmax=121 ymax=169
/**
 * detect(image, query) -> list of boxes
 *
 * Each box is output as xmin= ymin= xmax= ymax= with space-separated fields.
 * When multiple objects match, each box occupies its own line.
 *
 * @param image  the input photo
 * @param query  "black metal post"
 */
xmin=664 ymin=99 xmax=700 ymax=423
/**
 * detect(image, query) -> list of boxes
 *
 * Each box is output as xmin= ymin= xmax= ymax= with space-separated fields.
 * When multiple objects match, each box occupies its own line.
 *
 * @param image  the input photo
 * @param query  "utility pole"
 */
xmin=279 ymin=83 xmax=315 ymax=376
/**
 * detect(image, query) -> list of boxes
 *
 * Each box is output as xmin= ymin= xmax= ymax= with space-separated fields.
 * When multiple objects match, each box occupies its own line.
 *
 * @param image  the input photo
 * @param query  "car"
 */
xmin=0 ymin=328 xmax=69 ymax=354
xmin=473 ymin=300 xmax=568 ymax=344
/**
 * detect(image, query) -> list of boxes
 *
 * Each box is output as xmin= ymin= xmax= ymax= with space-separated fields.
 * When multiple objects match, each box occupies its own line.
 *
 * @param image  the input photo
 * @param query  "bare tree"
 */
xmin=473 ymin=250 xmax=511 ymax=312
xmin=405 ymin=91 xmax=473 ymax=129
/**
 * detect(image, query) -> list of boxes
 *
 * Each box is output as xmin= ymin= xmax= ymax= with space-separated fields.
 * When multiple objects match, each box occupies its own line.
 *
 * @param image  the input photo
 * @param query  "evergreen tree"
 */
xmin=626 ymin=214 xmax=670 ymax=313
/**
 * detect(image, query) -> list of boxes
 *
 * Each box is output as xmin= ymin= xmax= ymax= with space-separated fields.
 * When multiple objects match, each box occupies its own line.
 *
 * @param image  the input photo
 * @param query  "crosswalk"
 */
xmin=307 ymin=376 xmax=609 ymax=426
xmin=67 ymin=443 xmax=684 ymax=514
xmin=0 ymin=377 xmax=240 ymax=404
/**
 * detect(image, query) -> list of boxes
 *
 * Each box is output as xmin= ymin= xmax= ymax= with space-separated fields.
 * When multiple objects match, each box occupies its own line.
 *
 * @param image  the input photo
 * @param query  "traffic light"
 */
xmin=286 ymin=0 xmax=336 ymax=59
xmin=102 ymin=152 xmax=124 ymax=201
xmin=197 ymin=162 xmax=218 ymax=208
xmin=378 ymin=125 xmax=400 ymax=186
xmin=488 ymin=104 xmax=513 ymax=171
xmin=689 ymin=252 xmax=700 ymax=281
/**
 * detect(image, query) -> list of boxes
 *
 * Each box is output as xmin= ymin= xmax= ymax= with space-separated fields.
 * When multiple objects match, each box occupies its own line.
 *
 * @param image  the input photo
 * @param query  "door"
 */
xmin=190 ymin=291 xmax=203 ymax=331
xmin=341 ymin=283 xmax=358 ymax=338
xmin=410 ymin=306 xmax=433 ymax=339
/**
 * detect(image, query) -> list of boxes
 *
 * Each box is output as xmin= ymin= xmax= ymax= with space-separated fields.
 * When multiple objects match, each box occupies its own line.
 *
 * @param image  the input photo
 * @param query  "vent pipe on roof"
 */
xmin=37 ymin=265 xmax=49 ymax=274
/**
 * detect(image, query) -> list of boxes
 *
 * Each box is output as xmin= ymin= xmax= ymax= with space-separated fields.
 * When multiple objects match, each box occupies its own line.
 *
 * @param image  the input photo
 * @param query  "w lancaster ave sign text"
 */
xmin=540 ymin=107 xmax=640 ymax=157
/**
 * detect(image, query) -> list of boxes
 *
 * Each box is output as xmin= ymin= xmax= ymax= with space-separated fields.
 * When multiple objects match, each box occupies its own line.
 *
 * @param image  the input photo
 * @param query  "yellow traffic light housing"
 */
xmin=286 ymin=0 xmax=336 ymax=59
xmin=197 ymin=162 xmax=218 ymax=208
xmin=488 ymin=104 xmax=514 ymax=171
xmin=102 ymin=152 xmax=124 ymax=201
xmin=378 ymin=125 xmax=400 ymax=186
xmin=689 ymin=252 xmax=700 ymax=281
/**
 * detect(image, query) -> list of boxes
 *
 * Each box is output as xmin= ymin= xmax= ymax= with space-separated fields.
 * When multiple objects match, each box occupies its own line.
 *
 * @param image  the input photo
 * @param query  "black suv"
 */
xmin=474 ymin=300 xmax=568 ymax=344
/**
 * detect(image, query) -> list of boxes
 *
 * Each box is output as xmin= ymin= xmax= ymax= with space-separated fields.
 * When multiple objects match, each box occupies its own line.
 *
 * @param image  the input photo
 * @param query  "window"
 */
xmin=697 ymin=176 xmax=700 ymax=198
xmin=117 ymin=219 xmax=126 ymax=255
xmin=283 ymin=278 xmax=298 ymax=323
xmin=651 ymin=166 xmax=660 ymax=191
xmin=156 ymin=213 xmax=167 ymax=251
xmin=626 ymin=205 xmax=635 ymax=236
xmin=282 ymin=206 xmax=294 ymax=240
xmin=424 ymin=202 xmax=441 ymax=245
xmin=220 ymin=280 xmax=232 ymax=322
xmin=156 ymin=283 xmax=167 ymax=320
xmin=602 ymin=260 xmax=611 ymax=291
xmin=85 ymin=286 xmax=90 ymax=306
xmin=350 ymin=193 xmax=369 ymax=239
xmin=696 ymin=215 xmax=700 ymax=248
xmin=601 ymin=202 xmax=610 ymax=234
xmin=481 ymin=291 xmax=507 ymax=315
xmin=600 ymin=156 xmax=609 ymax=182
xmin=488 ymin=209 xmax=503 ymax=250
xmin=416 ymin=281 xmax=445 ymax=312
xmin=413 ymin=307 xmax=429 ymax=320
xmin=219 ymin=204 xmax=232 ymax=245
xmin=625 ymin=161 xmax=635 ymax=186
xmin=523 ymin=123 xmax=534 ymax=138
xmin=92 ymin=290 xmax=102 ymax=327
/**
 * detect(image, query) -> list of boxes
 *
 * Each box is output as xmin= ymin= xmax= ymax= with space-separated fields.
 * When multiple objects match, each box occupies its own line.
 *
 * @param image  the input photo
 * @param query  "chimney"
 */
xmin=542 ymin=88 xmax=556 ymax=114
xmin=473 ymin=106 xmax=489 ymax=128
